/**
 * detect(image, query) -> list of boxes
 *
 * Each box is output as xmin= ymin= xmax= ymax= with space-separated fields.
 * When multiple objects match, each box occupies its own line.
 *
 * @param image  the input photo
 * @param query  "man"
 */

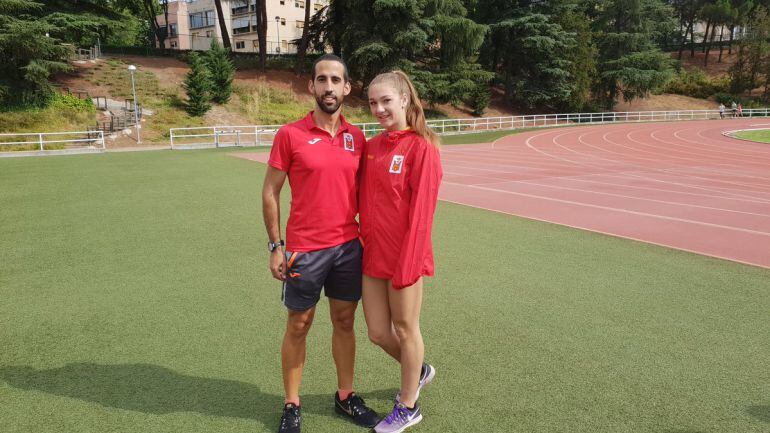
xmin=261 ymin=54 xmax=378 ymax=433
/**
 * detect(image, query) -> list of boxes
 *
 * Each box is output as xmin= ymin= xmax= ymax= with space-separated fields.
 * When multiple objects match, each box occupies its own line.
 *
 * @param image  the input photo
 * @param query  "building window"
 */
xmin=314 ymin=2 xmax=322 ymax=10
xmin=235 ymin=41 xmax=245 ymax=49
xmin=295 ymin=1 xmax=304 ymax=7
xmin=168 ymin=23 xmax=178 ymax=37
xmin=281 ymin=18 xmax=286 ymax=25
xmin=231 ymin=0 xmax=249 ymax=14
xmin=295 ymin=20 xmax=303 ymax=28
xmin=280 ymin=0 xmax=285 ymax=4
xmin=205 ymin=30 xmax=213 ymax=37
xmin=190 ymin=10 xmax=215 ymax=28
xmin=233 ymin=16 xmax=252 ymax=34
xmin=170 ymin=41 xmax=178 ymax=48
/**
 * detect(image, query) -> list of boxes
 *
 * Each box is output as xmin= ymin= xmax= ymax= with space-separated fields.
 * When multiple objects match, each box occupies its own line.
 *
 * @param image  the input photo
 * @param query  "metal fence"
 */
xmin=169 ymin=125 xmax=283 ymax=149
xmin=0 ymin=131 xmax=106 ymax=157
xmin=169 ymin=108 xmax=770 ymax=149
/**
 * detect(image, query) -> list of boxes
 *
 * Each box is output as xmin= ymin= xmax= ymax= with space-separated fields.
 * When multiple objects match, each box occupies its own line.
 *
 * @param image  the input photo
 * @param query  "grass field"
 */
xmin=734 ymin=128 xmax=770 ymax=143
xmin=1 ymin=149 xmax=769 ymax=433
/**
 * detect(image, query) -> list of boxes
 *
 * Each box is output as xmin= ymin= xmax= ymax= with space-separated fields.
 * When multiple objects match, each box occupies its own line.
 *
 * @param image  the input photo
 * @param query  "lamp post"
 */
xmin=127 ymin=64 xmax=141 ymax=144
xmin=275 ymin=16 xmax=280 ymax=53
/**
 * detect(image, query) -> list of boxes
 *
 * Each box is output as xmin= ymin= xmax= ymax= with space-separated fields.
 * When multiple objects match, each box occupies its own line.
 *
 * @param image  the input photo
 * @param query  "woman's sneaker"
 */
xmin=396 ymin=363 xmax=436 ymax=402
xmin=373 ymin=402 xmax=422 ymax=433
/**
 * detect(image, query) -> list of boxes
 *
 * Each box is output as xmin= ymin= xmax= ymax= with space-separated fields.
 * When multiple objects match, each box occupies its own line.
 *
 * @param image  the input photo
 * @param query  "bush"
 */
xmin=662 ymin=70 xmax=729 ymax=99
xmin=49 ymin=93 xmax=95 ymax=113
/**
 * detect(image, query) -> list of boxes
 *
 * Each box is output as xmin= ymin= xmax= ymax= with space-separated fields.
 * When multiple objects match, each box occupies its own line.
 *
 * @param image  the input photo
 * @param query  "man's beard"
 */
xmin=315 ymin=92 xmax=342 ymax=114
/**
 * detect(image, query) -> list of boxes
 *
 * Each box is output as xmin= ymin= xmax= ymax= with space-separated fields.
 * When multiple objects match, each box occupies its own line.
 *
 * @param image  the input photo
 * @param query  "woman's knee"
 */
xmin=367 ymin=328 xmax=393 ymax=347
xmin=392 ymin=320 xmax=419 ymax=342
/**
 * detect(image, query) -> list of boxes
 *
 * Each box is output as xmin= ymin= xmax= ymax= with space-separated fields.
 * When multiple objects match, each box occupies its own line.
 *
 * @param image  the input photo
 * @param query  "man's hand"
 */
xmin=269 ymin=248 xmax=288 ymax=281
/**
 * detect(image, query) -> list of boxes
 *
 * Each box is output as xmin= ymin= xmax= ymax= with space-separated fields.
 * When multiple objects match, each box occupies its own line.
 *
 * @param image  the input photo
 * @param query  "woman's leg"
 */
xmin=362 ymin=274 xmax=401 ymax=361
xmin=388 ymin=278 xmax=423 ymax=408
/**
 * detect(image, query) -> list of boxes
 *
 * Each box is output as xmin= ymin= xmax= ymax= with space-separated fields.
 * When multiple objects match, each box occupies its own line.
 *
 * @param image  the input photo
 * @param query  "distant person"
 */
xmin=738 ymin=103 xmax=743 ymax=117
xmin=731 ymin=101 xmax=738 ymax=118
xmin=719 ymin=103 xmax=725 ymax=119
xmin=261 ymin=54 xmax=378 ymax=433
xmin=361 ymin=70 xmax=442 ymax=433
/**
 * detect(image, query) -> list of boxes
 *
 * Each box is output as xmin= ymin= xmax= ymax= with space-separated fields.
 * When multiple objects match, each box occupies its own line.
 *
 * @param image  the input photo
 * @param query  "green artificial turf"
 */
xmin=440 ymin=129 xmax=531 ymax=145
xmin=1 ymin=149 xmax=769 ymax=433
xmin=734 ymin=129 xmax=770 ymax=143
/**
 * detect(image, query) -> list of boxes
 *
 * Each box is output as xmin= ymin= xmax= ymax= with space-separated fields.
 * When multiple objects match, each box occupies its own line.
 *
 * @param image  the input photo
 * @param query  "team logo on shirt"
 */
xmin=343 ymin=133 xmax=355 ymax=151
xmin=308 ymin=138 xmax=321 ymax=145
xmin=389 ymin=155 xmax=404 ymax=174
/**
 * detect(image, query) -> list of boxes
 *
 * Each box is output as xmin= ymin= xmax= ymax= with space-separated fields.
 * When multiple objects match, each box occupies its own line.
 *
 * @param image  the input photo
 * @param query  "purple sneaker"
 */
xmin=373 ymin=402 xmax=422 ymax=433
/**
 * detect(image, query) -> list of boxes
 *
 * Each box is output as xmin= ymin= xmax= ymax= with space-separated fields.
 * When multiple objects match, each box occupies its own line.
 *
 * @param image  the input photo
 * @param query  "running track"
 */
xmin=236 ymin=118 xmax=770 ymax=268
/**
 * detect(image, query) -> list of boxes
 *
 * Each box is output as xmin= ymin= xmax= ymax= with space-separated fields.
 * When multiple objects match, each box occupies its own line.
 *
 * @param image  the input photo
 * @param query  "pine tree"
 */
xmin=319 ymin=0 xmax=491 ymax=108
xmin=0 ymin=0 xmax=71 ymax=107
xmin=593 ymin=0 xmax=677 ymax=108
xmin=206 ymin=39 xmax=234 ymax=104
xmin=184 ymin=52 xmax=212 ymax=116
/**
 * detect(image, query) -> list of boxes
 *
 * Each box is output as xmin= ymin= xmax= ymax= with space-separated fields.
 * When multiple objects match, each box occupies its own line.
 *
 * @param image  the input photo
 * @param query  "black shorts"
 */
xmin=282 ymin=238 xmax=363 ymax=311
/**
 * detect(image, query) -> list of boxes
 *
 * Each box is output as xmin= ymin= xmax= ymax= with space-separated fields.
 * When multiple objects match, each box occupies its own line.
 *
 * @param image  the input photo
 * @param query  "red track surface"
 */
xmin=234 ymin=118 xmax=770 ymax=268
xmin=440 ymin=119 xmax=770 ymax=268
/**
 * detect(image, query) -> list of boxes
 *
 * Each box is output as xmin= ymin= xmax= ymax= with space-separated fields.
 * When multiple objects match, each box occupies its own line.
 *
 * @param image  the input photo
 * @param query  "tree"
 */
xmin=255 ymin=0 xmax=267 ymax=69
xmin=206 ymin=39 xmax=234 ymax=103
xmin=593 ymin=0 xmax=676 ymax=108
xmin=317 ymin=0 xmax=491 ymax=109
xmin=555 ymin=6 xmax=598 ymax=111
xmin=213 ymin=0 xmax=232 ymax=49
xmin=184 ymin=52 xmax=212 ymax=116
xmin=485 ymin=14 xmax=573 ymax=109
xmin=730 ymin=6 xmax=770 ymax=95
xmin=0 ymin=0 xmax=71 ymax=108
xmin=294 ymin=0 xmax=312 ymax=75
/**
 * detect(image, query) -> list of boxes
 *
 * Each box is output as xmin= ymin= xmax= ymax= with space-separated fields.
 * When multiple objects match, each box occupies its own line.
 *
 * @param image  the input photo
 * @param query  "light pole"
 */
xmin=275 ymin=16 xmax=280 ymax=53
xmin=127 ymin=64 xmax=141 ymax=144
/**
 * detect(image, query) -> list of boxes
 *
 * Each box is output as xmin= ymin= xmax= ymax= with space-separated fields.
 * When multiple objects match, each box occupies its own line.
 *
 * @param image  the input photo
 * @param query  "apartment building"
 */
xmin=157 ymin=0 xmax=327 ymax=54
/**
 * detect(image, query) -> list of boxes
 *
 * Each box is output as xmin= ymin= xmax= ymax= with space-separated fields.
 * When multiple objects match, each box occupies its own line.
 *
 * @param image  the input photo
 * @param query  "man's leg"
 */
xmin=329 ymin=298 xmax=357 ymax=392
xmin=282 ymin=307 xmax=316 ymax=405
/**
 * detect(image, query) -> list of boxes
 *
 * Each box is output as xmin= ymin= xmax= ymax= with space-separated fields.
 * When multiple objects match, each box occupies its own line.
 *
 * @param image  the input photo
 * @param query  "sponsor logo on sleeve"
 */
xmin=389 ymin=155 xmax=404 ymax=174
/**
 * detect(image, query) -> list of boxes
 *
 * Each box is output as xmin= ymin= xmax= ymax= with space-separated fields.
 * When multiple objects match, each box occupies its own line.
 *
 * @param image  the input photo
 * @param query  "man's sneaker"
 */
xmin=373 ymin=402 xmax=422 ymax=433
xmin=334 ymin=392 xmax=379 ymax=428
xmin=278 ymin=403 xmax=301 ymax=433
xmin=396 ymin=363 xmax=437 ymax=402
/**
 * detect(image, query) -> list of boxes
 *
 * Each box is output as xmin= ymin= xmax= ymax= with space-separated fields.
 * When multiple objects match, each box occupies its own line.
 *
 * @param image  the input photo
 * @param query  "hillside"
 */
xmin=36 ymin=52 xmax=736 ymax=148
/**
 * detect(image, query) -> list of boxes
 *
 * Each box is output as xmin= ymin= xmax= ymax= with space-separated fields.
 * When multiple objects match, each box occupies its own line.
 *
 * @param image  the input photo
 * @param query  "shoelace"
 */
xmin=281 ymin=407 xmax=300 ymax=428
xmin=384 ymin=405 xmax=409 ymax=424
xmin=348 ymin=395 xmax=367 ymax=416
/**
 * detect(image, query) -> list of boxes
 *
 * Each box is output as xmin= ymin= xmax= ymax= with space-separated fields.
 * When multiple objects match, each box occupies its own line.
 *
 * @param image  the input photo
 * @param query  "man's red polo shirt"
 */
xmin=268 ymin=112 xmax=365 ymax=252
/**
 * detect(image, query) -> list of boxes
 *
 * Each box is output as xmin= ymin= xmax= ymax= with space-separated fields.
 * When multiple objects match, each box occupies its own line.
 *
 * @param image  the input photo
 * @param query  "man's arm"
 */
xmin=262 ymin=165 xmax=288 ymax=281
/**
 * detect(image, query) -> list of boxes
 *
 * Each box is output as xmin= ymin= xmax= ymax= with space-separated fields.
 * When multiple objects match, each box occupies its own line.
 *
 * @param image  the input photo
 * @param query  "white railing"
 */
xmin=169 ymin=124 xmax=283 ymax=149
xmin=0 ymin=131 xmax=106 ymax=156
xmin=168 ymin=108 xmax=770 ymax=149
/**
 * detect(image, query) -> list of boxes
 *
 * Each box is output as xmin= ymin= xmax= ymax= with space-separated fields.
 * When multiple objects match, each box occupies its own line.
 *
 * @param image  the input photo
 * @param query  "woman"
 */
xmin=359 ymin=70 xmax=443 ymax=433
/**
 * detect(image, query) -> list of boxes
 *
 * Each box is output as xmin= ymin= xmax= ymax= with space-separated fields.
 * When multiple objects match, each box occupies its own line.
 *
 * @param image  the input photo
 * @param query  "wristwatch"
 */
xmin=268 ymin=240 xmax=285 ymax=252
